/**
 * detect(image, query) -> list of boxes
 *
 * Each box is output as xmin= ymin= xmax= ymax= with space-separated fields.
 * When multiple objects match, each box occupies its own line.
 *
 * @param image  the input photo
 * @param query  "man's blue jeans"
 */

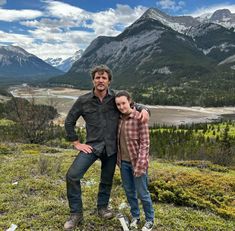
xmin=121 ymin=161 xmax=154 ymax=222
xmin=66 ymin=151 xmax=116 ymax=214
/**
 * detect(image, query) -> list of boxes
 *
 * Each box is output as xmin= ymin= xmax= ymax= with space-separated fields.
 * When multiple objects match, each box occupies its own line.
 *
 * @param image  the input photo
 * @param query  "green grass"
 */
xmin=0 ymin=119 xmax=15 ymax=126
xmin=0 ymin=143 xmax=234 ymax=230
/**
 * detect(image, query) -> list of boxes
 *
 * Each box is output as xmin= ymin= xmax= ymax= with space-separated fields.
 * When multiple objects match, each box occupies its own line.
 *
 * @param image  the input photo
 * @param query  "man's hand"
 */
xmin=73 ymin=140 xmax=93 ymax=154
xmin=137 ymin=109 xmax=149 ymax=123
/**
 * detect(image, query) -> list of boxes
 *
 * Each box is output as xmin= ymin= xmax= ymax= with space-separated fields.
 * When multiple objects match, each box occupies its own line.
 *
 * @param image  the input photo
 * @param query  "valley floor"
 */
xmin=7 ymin=85 xmax=235 ymax=126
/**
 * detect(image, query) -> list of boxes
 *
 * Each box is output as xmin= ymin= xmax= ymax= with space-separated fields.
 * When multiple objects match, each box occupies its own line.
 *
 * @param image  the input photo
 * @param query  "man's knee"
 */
xmin=66 ymin=167 xmax=83 ymax=182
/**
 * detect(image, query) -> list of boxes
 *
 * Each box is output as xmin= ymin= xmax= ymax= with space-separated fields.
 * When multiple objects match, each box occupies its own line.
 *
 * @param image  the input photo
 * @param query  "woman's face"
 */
xmin=115 ymin=96 xmax=132 ymax=115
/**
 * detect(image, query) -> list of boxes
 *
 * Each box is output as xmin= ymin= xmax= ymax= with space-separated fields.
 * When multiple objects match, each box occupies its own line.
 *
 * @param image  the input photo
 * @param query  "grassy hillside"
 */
xmin=0 ymin=143 xmax=234 ymax=230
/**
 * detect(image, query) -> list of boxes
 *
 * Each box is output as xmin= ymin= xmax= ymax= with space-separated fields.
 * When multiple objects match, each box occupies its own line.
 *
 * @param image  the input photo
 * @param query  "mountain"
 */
xmin=49 ymin=8 xmax=218 ymax=89
xmin=129 ymin=8 xmax=235 ymax=35
xmin=139 ymin=8 xmax=199 ymax=34
xmin=44 ymin=50 xmax=83 ymax=72
xmin=44 ymin=57 xmax=64 ymax=69
xmin=0 ymin=45 xmax=63 ymax=83
xmin=187 ymin=23 xmax=235 ymax=66
xmin=197 ymin=9 xmax=235 ymax=29
xmin=49 ymin=8 xmax=235 ymax=106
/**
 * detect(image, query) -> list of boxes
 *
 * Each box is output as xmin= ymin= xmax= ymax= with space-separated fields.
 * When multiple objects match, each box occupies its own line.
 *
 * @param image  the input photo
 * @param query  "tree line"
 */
xmin=0 ymin=96 xmax=234 ymax=166
xmin=150 ymin=122 xmax=235 ymax=166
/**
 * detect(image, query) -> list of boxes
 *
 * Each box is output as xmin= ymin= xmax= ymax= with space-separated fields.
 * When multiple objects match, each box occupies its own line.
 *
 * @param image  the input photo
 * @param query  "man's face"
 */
xmin=93 ymin=71 xmax=110 ymax=92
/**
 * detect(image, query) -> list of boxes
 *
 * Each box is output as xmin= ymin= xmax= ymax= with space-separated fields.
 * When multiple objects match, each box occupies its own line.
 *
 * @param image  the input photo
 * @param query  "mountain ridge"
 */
xmin=0 ymin=45 xmax=63 ymax=83
xmin=48 ymin=7 xmax=235 ymax=106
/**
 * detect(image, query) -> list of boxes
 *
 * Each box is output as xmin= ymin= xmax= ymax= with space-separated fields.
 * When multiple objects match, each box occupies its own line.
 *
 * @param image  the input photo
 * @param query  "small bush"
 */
xmin=0 ymin=143 xmax=17 ymax=155
xmin=174 ymin=160 xmax=229 ymax=172
xmin=149 ymin=163 xmax=235 ymax=219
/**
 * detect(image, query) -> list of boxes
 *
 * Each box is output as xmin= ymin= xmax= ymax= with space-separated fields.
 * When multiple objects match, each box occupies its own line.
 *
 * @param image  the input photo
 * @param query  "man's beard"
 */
xmin=96 ymin=85 xmax=107 ymax=92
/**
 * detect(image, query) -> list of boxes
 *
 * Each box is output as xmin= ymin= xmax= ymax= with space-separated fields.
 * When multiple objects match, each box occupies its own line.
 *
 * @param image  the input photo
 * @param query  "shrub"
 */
xmin=174 ymin=160 xmax=229 ymax=172
xmin=149 ymin=163 xmax=235 ymax=219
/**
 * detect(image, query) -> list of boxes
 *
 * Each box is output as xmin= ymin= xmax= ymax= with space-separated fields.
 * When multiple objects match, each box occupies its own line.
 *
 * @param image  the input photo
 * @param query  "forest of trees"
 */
xmin=0 ymin=96 xmax=234 ymax=166
xmin=149 ymin=122 xmax=235 ymax=166
xmin=130 ymin=71 xmax=235 ymax=106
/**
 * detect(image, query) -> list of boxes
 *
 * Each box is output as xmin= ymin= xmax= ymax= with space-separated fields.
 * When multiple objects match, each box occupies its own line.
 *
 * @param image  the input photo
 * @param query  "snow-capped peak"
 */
xmin=186 ymin=23 xmax=224 ymax=38
xmin=197 ymin=9 xmax=235 ymax=30
xmin=138 ymin=8 xmax=198 ymax=34
xmin=0 ymin=45 xmax=33 ymax=58
xmin=44 ymin=49 xmax=83 ymax=72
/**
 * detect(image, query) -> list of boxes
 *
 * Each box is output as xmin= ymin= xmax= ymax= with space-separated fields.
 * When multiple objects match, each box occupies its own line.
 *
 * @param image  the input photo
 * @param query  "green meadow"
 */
xmin=0 ymin=143 xmax=234 ymax=230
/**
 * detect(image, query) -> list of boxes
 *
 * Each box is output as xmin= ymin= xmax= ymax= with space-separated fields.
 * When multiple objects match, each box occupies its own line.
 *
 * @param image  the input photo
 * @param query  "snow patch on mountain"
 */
xmin=218 ymin=54 xmax=235 ymax=65
xmin=44 ymin=57 xmax=63 ymax=67
xmin=186 ymin=23 xmax=222 ymax=38
xmin=0 ymin=45 xmax=63 ymax=79
xmin=0 ymin=45 xmax=32 ymax=57
xmin=202 ymin=43 xmax=235 ymax=55
xmin=140 ymin=8 xmax=197 ymax=34
xmin=145 ymin=9 xmax=187 ymax=33
xmin=0 ymin=45 xmax=35 ymax=66
xmin=153 ymin=67 xmax=172 ymax=75
xmin=176 ymin=35 xmax=186 ymax=42
xmin=196 ymin=13 xmax=213 ymax=22
xmin=45 ymin=50 xmax=83 ymax=72
xmin=197 ymin=9 xmax=235 ymax=29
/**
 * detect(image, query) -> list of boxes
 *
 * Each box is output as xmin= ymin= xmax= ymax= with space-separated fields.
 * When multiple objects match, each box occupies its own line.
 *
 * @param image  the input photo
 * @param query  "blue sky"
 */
xmin=0 ymin=0 xmax=235 ymax=59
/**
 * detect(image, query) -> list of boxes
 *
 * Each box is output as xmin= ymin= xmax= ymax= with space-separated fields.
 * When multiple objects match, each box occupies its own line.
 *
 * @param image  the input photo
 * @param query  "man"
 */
xmin=64 ymin=65 xmax=149 ymax=230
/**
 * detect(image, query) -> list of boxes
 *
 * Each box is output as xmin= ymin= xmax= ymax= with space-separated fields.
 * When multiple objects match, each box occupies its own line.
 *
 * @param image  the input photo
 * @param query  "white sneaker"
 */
xmin=130 ymin=218 xmax=140 ymax=229
xmin=141 ymin=221 xmax=154 ymax=231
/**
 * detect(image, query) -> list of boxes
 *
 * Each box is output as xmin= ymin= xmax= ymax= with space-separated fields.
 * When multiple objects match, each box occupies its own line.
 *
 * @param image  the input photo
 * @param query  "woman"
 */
xmin=115 ymin=91 xmax=154 ymax=231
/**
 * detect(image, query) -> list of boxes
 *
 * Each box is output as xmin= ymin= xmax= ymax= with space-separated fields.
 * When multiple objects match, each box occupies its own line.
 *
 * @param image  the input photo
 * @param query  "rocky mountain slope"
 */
xmin=0 ymin=45 xmax=63 ymax=83
xmin=50 ymin=8 xmax=234 ymax=90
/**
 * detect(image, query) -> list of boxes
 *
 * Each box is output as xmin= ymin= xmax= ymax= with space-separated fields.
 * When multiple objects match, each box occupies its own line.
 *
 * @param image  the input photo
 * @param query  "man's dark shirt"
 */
xmin=65 ymin=88 xmax=148 ymax=157
xmin=65 ymin=88 xmax=119 ymax=156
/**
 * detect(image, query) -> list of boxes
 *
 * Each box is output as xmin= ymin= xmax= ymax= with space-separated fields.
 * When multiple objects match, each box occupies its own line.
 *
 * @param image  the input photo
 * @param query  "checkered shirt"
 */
xmin=117 ymin=108 xmax=150 ymax=177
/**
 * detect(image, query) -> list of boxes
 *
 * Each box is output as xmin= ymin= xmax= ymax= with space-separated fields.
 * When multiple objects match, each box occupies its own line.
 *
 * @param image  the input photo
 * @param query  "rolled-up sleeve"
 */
xmin=134 ymin=103 xmax=151 ymax=116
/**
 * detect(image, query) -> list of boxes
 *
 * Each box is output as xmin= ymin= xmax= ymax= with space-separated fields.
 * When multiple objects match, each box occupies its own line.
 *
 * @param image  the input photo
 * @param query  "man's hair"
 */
xmin=115 ymin=90 xmax=134 ymax=107
xmin=90 ymin=64 xmax=113 ymax=81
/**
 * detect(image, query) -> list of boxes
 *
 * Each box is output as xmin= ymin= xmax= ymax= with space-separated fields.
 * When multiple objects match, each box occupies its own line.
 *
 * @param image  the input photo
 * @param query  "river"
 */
xmin=9 ymin=85 xmax=235 ymax=126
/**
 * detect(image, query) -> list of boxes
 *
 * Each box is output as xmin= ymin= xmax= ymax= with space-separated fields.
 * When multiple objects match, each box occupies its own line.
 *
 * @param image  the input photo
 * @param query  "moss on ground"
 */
xmin=0 ymin=143 xmax=234 ymax=230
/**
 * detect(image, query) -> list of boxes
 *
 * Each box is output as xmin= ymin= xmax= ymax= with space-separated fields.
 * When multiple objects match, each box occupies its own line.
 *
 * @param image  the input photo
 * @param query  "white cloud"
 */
xmin=0 ymin=1 xmax=147 ymax=59
xmin=0 ymin=29 xmax=90 ymax=59
xmin=21 ymin=18 xmax=78 ymax=31
xmin=0 ymin=30 xmax=34 ymax=45
xmin=25 ymin=42 xmax=83 ymax=60
xmin=156 ymin=0 xmax=185 ymax=11
xmin=0 ymin=0 xmax=6 ymax=6
xmin=0 ymin=9 xmax=42 ymax=21
xmin=14 ymin=1 xmax=147 ymax=59
xmin=44 ymin=0 xmax=90 ymax=23
xmin=188 ymin=4 xmax=235 ymax=17
xmin=83 ymin=4 xmax=147 ymax=37
xmin=29 ymin=28 xmax=94 ymax=46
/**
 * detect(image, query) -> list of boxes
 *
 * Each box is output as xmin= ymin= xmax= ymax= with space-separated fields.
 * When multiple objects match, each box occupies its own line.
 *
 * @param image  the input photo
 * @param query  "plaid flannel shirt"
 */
xmin=117 ymin=108 xmax=150 ymax=177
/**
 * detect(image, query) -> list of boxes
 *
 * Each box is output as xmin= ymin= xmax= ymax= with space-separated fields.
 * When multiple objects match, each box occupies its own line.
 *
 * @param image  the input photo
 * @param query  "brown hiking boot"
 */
xmin=97 ymin=207 xmax=114 ymax=219
xmin=64 ymin=213 xmax=83 ymax=230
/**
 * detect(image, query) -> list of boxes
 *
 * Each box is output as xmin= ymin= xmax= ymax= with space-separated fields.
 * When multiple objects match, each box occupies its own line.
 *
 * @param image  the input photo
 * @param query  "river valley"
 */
xmin=9 ymin=85 xmax=235 ymax=127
